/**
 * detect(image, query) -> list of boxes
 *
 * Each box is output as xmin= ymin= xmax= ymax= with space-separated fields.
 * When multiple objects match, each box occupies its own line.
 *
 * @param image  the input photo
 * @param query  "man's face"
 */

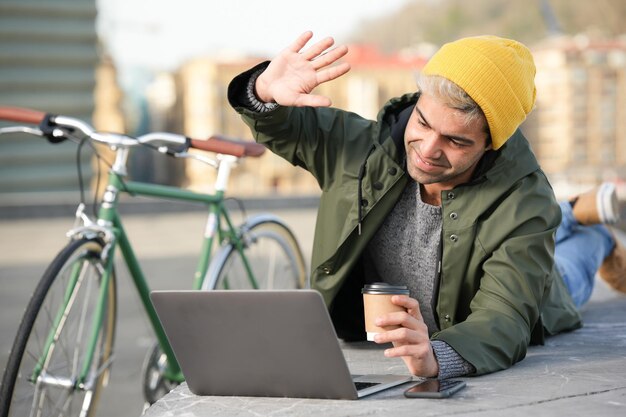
xmin=404 ymin=93 xmax=491 ymax=189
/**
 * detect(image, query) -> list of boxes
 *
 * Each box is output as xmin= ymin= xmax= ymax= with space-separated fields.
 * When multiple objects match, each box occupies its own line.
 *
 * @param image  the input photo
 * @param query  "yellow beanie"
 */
xmin=422 ymin=36 xmax=536 ymax=150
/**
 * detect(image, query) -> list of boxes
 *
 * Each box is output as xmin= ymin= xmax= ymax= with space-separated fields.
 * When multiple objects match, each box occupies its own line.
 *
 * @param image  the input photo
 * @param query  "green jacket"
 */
xmin=230 ymin=72 xmax=582 ymax=375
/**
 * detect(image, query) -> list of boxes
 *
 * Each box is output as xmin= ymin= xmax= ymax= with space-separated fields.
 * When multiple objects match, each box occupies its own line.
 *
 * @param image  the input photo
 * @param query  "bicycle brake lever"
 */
xmin=173 ymin=151 xmax=219 ymax=168
xmin=157 ymin=141 xmax=189 ymax=156
xmin=39 ymin=114 xmax=70 ymax=144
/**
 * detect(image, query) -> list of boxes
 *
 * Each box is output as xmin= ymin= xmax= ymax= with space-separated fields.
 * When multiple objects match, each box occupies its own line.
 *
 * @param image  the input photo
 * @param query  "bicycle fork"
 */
xmin=28 ymin=241 xmax=115 ymax=416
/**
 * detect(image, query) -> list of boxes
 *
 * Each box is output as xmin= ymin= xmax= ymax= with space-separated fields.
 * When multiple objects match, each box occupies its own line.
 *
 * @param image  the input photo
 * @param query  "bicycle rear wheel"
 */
xmin=0 ymin=238 xmax=116 ymax=417
xmin=204 ymin=216 xmax=307 ymax=290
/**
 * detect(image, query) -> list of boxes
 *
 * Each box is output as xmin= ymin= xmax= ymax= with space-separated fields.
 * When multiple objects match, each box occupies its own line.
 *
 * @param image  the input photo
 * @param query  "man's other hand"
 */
xmin=373 ymin=295 xmax=440 ymax=378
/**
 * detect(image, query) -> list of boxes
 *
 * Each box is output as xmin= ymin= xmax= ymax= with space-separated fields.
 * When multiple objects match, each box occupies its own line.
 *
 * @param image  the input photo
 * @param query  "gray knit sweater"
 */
xmin=367 ymin=181 xmax=475 ymax=379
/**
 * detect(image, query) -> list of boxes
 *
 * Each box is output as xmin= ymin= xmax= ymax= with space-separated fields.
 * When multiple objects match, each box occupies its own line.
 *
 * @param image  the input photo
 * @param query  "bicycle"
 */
xmin=0 ymin=106 xmax=308 ymax=417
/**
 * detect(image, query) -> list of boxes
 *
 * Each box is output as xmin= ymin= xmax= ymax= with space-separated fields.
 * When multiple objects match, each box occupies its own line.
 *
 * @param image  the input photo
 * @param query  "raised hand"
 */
xmin=255 ymin=31 xmax=351 ymax=107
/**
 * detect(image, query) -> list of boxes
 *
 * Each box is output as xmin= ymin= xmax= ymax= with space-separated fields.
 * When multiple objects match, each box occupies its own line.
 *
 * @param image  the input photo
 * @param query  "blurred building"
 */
xmin=318 ymin=44 xmax=427 ymax=119
xmin=178 ymin=57 xmax=292 ymax=196
xmin=523 ymin=35 xmax=626 ymax=197
xmin=93 ymin=56 xmax=125 ymax=134
xmin=177 ymin=46 xmax=426 ymax=196
xmin=0 ymin=0 xmax=99 ymax=202
xmin=91 ymin=55 xmax=125 ymax=196
xmin=134 ymin=71 xmax=186 ymax=186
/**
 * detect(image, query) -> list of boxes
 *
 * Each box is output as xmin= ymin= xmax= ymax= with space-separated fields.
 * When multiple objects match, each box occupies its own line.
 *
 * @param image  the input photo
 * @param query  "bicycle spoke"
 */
xmin=266 ymin=243 xmax=277 ymax=288
xmin=2 ymin=239 xmax=116 ymax=417
xmin=209 ymin=220 xmax=306 ymax=291
xmin=29 ymin=387 xmax=41 ymax=417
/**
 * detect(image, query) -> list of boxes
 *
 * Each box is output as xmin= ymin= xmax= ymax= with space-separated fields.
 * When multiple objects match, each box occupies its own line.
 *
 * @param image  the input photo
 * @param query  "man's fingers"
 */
xmin=373 ymin=315 xmax=430 ymax=344
xmin=272 ymin=33 xmax=348 ymax=106
xmin=375 ymin=326 xmax=419 ymax=344
xmin=391 ymin=295 xmax=419 ymax=310
xmin=392 ymin=295 xmax=424 ymax=321
xmin=384 ymin=341 xmax=433 ymax=360
xmin=301 ymin=36 xmax=336 ymax=61
xmin=288 ymin=31 xmax=314 ymax=53
xmin=316 ymin=62 xmax=351 ymax=84
xmin=311 ymin=44 xmax=349 ymax=69
xmin=375 ymin=310 xmax=417 ymax=330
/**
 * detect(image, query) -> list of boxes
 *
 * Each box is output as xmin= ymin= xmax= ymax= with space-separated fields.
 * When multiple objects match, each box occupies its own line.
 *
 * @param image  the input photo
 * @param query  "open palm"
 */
xmin=256 ymin=31 xmax=351 ymax=107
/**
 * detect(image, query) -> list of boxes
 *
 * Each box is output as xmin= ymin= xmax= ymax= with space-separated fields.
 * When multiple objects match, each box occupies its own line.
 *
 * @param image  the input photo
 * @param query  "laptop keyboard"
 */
xmin=354 ymin=381 xmax=381 ymax=390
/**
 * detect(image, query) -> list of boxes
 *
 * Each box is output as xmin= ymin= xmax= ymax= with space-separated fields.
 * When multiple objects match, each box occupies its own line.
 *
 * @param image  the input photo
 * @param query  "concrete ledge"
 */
xmin=145 ymin=284 xmax=626 ymax=417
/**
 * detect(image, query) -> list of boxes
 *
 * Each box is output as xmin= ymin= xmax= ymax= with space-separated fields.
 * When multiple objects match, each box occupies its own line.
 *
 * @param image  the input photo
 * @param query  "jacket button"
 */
xmin=373 ymin=181 xmax=384 ymax=190
xmin=444 ymin=314 xmax=451 ymax=322
xmin=387 ymin=167 xmax=397 ymax=175
xmin=449 ymin=234 xmax=458 ymax=242
xmin=449 ymin=212 xmax=458 ymax=220
xmin=447 ymin=191 xmax=455 ymax=200
xmin=361 ymin=199 xmax=369 ymax=207
xmin=322 ymin=267 xmax=331 ymax=274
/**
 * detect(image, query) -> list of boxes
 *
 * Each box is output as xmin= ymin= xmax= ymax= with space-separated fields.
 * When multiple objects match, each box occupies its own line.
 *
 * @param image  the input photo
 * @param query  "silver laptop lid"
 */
xmin=151 ymin=290 xmax=362 ymax=399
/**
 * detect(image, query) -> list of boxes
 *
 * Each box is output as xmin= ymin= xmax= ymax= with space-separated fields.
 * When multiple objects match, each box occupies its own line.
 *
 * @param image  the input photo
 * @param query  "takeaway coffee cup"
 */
xmin=362 ymin=283 xmax=410 ymax=341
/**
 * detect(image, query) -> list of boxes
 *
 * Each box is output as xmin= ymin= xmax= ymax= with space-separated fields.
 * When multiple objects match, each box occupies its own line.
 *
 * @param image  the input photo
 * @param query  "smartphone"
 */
xmin=404 ymin=379 xmax=466 ymax=398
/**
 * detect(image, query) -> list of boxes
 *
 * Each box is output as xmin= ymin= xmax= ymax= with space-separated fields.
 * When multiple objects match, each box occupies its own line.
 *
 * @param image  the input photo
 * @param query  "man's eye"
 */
xmin=449 ymin=138 xmax=467 ymax=147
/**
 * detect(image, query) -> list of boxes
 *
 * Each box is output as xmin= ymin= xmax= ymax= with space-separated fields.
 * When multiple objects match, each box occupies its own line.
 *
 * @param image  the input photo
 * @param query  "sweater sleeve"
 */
xmin=431 ymin=340 xmax=476 ymax=380
xmin=228 ymin=61 xmax=278 ymax=112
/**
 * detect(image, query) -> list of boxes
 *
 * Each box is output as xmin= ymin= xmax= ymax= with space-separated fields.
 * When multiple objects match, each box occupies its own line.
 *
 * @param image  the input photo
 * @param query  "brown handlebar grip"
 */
xmin=0 ymin=106 xmax=46 ymax=125
xmin=209 ymin=135 xmax=266 ymax=157
xmin=189 ymin=138 xmax=246 ymax=157
xmin=189 ymin=135 xmax=266 ymax=158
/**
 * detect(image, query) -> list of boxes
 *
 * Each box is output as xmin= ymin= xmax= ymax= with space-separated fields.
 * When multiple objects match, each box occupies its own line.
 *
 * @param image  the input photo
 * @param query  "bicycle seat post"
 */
xmin=111 ymin=147 xmax=130 ymax=176
xmin=215 ymin=155 xmax=238 ymax=193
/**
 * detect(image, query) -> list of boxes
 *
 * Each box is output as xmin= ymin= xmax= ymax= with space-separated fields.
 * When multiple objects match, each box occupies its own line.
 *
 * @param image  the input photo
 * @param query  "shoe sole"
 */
xmin=597 ymin=182 xmax=619 ymax=224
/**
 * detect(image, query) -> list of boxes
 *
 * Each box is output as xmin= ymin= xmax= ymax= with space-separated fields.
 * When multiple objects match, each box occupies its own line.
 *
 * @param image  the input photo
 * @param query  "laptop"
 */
xmin=150 ymin=290 xmax=412 ymax=400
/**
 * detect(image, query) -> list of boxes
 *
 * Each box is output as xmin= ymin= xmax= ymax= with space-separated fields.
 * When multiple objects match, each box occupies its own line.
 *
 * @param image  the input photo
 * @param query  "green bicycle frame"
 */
xmin=97 ymin=172 xmax=243 ymax=382
xmin=36 ymin=168 xmax=250 ymax=387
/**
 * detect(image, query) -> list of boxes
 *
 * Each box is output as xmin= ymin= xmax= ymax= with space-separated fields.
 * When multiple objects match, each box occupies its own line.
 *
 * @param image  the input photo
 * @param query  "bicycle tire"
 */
xmin=0 ymin=238 xmax=116 ymax=417
xmin=204 ymin=216 xmax=307 ymax=290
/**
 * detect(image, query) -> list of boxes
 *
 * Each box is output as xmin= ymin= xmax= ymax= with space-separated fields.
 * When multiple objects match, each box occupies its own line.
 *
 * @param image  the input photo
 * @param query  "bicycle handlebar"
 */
xmin=0 ymin=106 xmax=47 ymax=125
xmin=0 ymin=106 xmax=265 ymax=158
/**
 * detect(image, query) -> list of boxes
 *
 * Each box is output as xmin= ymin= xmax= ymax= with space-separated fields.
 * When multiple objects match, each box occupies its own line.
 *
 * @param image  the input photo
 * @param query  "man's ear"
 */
xmin=484 ymin=133 xmax=493 ymax=151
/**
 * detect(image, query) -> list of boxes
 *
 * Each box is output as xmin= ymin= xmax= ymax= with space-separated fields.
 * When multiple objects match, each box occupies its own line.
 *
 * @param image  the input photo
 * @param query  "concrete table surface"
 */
xmin=144 ymin=284 xmax=626 ymax=417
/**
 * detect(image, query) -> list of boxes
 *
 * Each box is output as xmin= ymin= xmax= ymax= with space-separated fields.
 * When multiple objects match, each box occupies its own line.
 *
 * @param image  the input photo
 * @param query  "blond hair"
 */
xmin=416 ymin=73 xmax=487 ymax=135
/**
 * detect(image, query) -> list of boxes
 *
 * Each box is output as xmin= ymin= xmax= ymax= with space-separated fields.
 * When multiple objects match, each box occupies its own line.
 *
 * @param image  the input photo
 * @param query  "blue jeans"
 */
xmin=555 ymin=202 xmax=615 ymax=308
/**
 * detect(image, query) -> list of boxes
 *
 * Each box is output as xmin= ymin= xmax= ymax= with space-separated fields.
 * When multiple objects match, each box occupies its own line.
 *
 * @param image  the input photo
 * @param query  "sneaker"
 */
xmin=598 ymin=230 xmax=626 ymax=294
xmin=572 ymin=182 xmax=620 ymax=225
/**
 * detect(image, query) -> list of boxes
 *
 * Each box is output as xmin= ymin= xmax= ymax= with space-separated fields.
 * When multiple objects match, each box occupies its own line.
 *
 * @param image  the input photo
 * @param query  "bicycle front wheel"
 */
xmin=0 ymin=238 xmax=116 ymax=417
xmin=205 ymin=216 xmax=307 ymax=290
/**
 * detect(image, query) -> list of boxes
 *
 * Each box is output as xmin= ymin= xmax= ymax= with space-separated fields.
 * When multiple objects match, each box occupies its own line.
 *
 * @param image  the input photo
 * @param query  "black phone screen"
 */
xmin=404 ymin=379 xmax=466 ymax=398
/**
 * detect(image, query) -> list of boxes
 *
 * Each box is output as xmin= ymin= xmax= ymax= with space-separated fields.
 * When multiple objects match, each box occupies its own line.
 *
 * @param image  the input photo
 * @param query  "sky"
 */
xmin=96 ymin=0 xmax=411 ymax=72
